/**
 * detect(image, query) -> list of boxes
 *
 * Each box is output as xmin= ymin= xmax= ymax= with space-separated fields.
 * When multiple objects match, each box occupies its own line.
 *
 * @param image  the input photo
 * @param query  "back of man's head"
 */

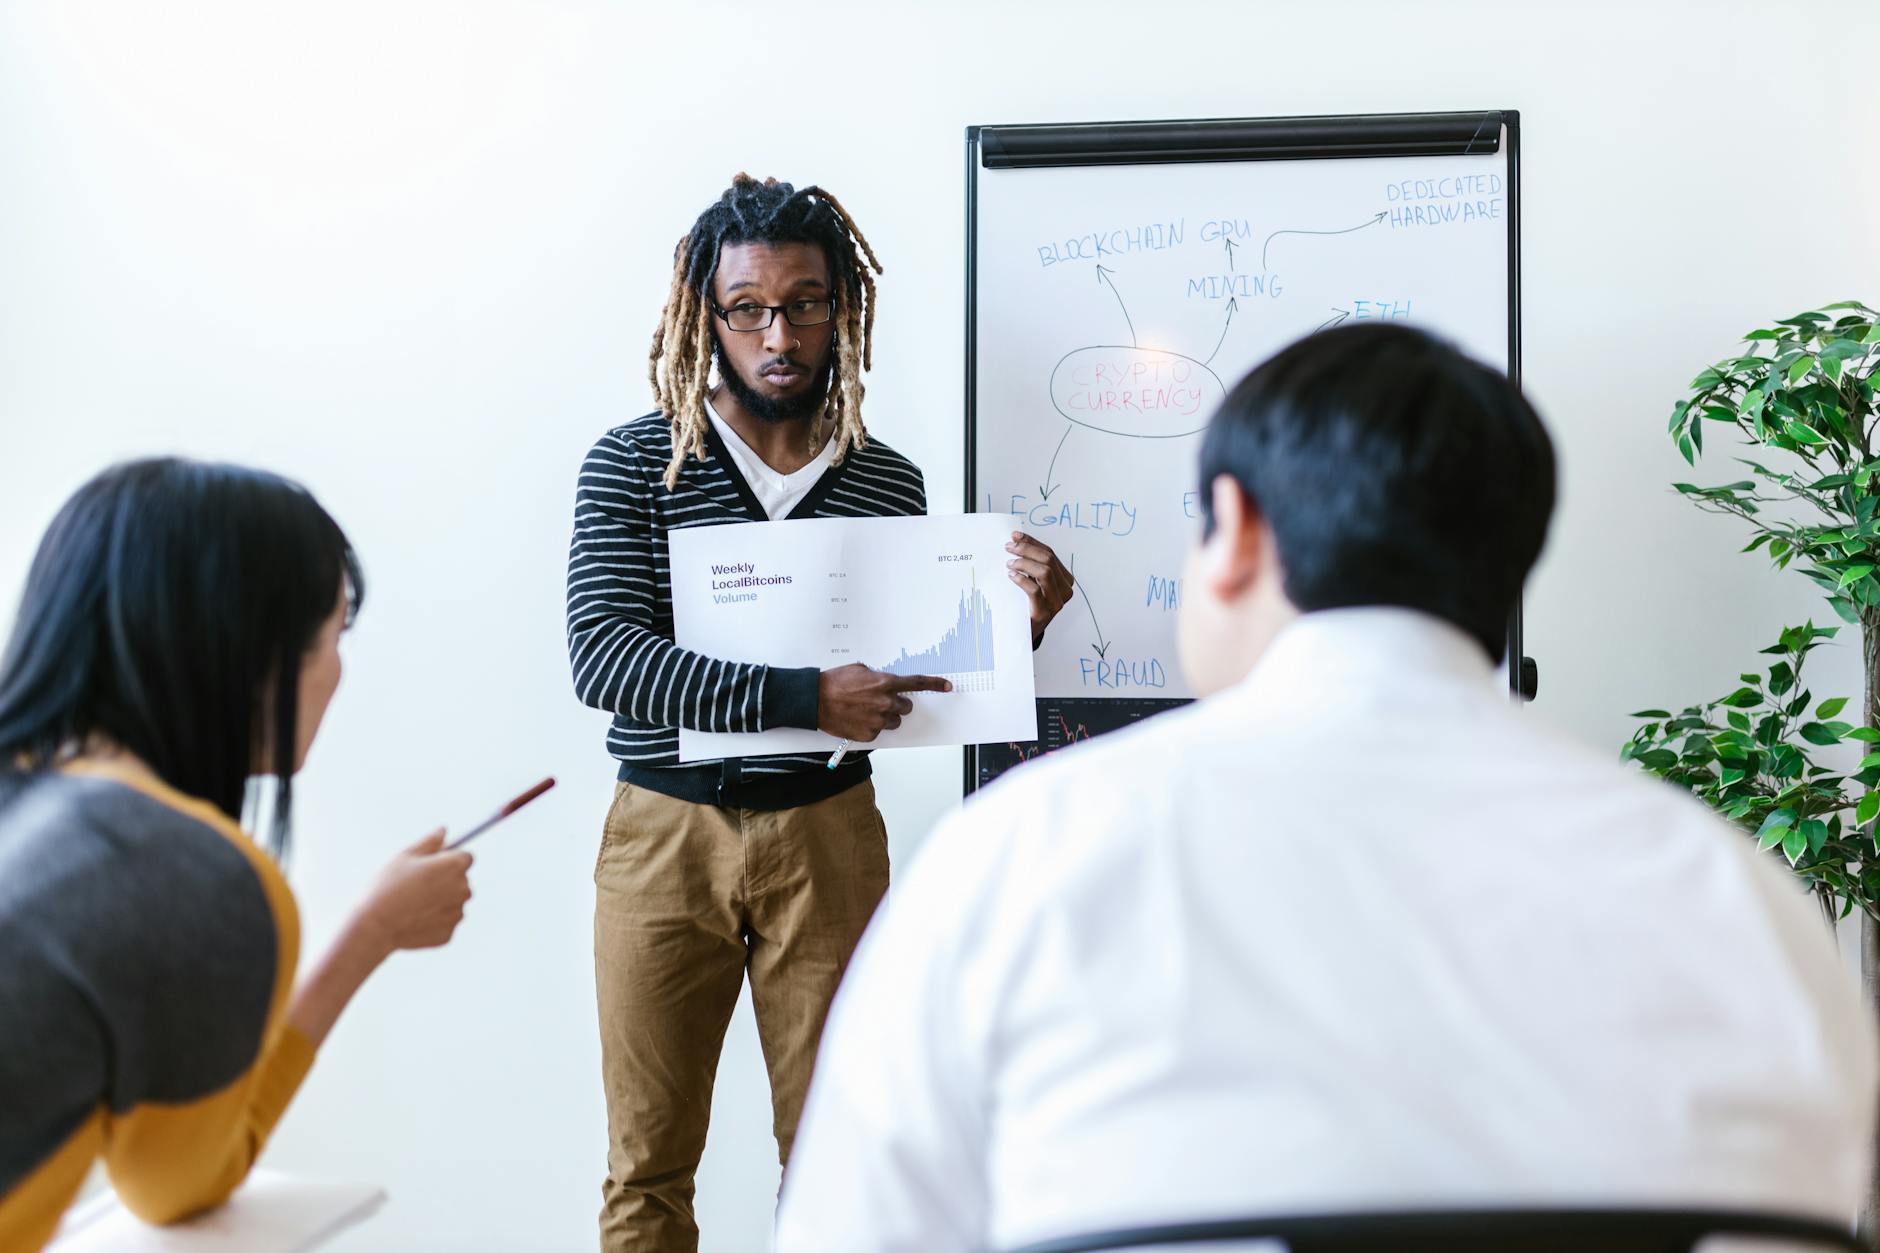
xmin=1197 ymin=323 xmax=1555 ymax=662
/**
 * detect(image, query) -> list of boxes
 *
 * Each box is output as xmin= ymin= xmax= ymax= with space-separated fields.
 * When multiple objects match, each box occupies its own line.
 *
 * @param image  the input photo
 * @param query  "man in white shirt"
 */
xmin=775 ymin=324 xmax=1877 ymax=1253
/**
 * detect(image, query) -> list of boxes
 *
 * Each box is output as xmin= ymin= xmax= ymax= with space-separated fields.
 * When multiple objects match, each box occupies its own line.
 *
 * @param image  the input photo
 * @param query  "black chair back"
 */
xmin=1006 ymin=1209 xmax=1862 ymax=1253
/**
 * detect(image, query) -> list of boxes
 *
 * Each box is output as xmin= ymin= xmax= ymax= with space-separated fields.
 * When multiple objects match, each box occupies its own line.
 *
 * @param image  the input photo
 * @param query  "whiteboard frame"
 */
xmin=963 ymin=111 xmax=1524 ymax=796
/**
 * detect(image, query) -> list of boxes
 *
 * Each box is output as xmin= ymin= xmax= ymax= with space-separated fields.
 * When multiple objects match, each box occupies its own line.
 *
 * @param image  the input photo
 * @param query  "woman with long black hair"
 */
xmin=0 ymin=458 xmax=475 ymax=1251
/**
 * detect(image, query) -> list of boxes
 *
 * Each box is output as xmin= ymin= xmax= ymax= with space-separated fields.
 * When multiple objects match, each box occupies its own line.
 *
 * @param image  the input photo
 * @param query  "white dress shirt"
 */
xmin=705 ymin=397 xmax=835 ymax=520
xmin=776 ymin=608 xmax=1876 ymax=1253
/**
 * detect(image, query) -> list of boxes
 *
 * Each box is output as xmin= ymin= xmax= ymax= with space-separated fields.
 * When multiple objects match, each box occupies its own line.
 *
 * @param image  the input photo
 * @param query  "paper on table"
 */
xmin=672 ymin=513 xmax=1039 ymax=760
xmin=50 ymin=1171 xmax=385 ymax=1253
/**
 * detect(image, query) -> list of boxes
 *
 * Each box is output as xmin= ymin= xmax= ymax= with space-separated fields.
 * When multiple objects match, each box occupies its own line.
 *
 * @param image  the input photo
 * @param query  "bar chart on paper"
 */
xmin=670 ymin=513 xmax=1038 ymax=759
xmin=881 ymin=569 xmax=998 ymax=694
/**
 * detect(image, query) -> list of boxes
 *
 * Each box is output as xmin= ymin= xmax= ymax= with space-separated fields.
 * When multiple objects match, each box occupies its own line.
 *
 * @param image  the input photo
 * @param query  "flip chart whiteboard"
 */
xmin=966 ymin=112 xmax=1521 ymax=787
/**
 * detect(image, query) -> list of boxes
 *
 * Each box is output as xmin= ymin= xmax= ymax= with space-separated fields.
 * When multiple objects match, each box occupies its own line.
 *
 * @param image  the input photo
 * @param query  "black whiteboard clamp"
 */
xmin=977 ymin=110 xmax=1511 ymax=170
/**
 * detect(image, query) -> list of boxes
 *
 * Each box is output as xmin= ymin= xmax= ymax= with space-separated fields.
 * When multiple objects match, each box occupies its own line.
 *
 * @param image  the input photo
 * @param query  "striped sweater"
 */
xmin=566 ymin=412 xmax=926 ymax=809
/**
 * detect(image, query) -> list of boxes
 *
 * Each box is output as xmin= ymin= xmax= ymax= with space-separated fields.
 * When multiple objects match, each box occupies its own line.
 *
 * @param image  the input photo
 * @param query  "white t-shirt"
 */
xmin=704 ymin=397 xmax=835 ymax=520
xmin=777 ymin=608 xmax=1877 ymax=1253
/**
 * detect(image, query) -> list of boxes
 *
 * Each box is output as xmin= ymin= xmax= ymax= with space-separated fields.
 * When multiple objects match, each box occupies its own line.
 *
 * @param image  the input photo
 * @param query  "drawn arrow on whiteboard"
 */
xmin=1261 ymin=210 xmax=1386 ymax=271
xmin=1075 ymin=580 xmax=1111 ymax=660
xmin=1039 ymin=425 xmax=1072 ymax=501
xmin=1224 ymin=238 xmax=1238 ymax=271
xmin=1314 ymin=307 xmax=1352 ymax=333
xmin=1204 ymin=298 xmax=1240 ymax=366
xmin=1096 ymin=265 xmax=1136 ymax=347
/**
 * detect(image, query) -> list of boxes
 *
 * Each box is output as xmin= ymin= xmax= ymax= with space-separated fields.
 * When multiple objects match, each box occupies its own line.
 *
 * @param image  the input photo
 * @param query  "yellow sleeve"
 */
xmin=77 ymin=766 xmax=314 ymax=1225
xmin=43 ymin=762 xmax=316 ymax=1227
xmin=102 ymin=1024 xmax=317 ymax=1224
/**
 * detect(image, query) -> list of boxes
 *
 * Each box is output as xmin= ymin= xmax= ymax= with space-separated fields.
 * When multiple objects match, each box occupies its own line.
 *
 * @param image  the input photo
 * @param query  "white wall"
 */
xmin=2 ymin=2 xmax=1876 ymax=1249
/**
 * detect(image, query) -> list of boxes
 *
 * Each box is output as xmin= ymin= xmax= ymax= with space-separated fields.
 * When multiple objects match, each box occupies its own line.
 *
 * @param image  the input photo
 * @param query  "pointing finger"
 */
xmin=886 ymin=674 xmax=953 ymax=694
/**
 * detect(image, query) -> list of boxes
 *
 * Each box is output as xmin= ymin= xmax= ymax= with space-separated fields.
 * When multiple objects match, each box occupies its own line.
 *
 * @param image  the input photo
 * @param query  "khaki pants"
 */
xmin=592 ymin=778 xmax=890 ymax=1252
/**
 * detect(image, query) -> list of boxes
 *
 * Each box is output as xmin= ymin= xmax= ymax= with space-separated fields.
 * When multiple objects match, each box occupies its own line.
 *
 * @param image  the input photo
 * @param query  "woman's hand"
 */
xmin=287 ymin=829 xmax=473 ymax=1048
xmin=353 ymin=829 xmax=474 ymax=955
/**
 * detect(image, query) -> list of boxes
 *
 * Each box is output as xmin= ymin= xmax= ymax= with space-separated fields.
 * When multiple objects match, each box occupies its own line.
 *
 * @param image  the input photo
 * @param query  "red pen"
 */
xmin=445 ymin=777 xmax=556 ymax=850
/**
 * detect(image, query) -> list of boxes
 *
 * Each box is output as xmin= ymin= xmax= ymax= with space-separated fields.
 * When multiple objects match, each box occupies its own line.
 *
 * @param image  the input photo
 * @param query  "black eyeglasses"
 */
xmin=711 ymin=299 xmax=836 ymax=333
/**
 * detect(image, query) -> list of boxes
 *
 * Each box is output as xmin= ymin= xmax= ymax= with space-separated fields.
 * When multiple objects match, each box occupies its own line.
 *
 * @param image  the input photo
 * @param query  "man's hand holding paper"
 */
xmin=670 ymin=513 xmax=1040 ymax=760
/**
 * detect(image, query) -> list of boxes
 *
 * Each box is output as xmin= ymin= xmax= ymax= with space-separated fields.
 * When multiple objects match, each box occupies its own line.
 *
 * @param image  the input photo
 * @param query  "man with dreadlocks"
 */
xmin=565 ymin=174 xmax=1072 ymax=1250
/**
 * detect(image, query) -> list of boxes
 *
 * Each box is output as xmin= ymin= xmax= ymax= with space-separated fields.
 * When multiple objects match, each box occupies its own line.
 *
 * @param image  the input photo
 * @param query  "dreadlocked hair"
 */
xmin=648 ymin=173 xmax=883 ymax=489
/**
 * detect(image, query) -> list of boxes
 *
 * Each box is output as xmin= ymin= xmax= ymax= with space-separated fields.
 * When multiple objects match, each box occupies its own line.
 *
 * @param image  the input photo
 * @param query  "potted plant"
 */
xmin=1629 ymin=300 xmax=1880 ymax=1240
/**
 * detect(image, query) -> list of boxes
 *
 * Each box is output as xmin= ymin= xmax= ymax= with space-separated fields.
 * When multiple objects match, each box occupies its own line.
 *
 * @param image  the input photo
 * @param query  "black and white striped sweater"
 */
xmin=566 ymin=412 xmax=926 ymax=809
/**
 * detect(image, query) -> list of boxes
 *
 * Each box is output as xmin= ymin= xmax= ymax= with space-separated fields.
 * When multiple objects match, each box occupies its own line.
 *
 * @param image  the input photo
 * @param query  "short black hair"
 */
xmin=1198 ymin=323 xmax=1554 ymax=660
xmin=0 ymin=458 xmax=363 ymax=857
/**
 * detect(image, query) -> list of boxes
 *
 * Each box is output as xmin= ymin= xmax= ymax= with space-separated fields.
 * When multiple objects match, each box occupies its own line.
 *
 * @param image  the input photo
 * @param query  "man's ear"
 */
xmin=1198 ymin=474 xmax=1265 ymax=599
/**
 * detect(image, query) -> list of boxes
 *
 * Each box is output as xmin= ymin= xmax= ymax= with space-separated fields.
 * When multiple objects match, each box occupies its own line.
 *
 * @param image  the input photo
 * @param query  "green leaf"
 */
xmin=1784 ymin=420 xmax=1827 ymax=446
xmin=1788 ymin=355 xmax=1816 ymax=384
xmin=1719 ymin=766 xmax=1747 ymax=788
xmin=1678 ymin=434 xmax=1695 ymax=464
xmin=1848 ymin=727 xmax=1880 ymax=743
xmin=1800 ymin=721 xmax=1850 ymax=746
xmin=1803 ymin=819 xmax=1831 ymax=853
xmin=1859 ymin=792 xmax=1880 ymax=827
xmin=1859 ymin=752 xmax=1880 ymax=771
xmin=1839 ymin=565 xmax=1875 ymax=589
xmin=1782 ymin=827 xmax=1808 ymax=862
xmin=1758 ymin=807 xmax=1798 ymax=834
xmin=1823 ymin=353 xmax=1845 ymax=384
xmin=1757 ymin=807 xmax=1796 ymax=849
xmin=1818 ymin=697 xmax=1850 ymax=719
xmin=1739 ymin=388 xmax=1767 ymax=436
xmin=1720 ymin=687 xmax=1764 ymax=708
xmin=1629 ymin=709 xmax=1672 ymax=719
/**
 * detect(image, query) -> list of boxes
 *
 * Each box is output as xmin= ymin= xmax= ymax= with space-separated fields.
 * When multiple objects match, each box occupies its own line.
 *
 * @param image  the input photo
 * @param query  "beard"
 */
xmin=717 ymin=350 xmax=832 ymax=425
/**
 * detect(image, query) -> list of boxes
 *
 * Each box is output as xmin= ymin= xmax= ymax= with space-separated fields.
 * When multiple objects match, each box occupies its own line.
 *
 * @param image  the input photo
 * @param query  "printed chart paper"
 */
xmin=672 ymin=514 xmax=1037 ymax=760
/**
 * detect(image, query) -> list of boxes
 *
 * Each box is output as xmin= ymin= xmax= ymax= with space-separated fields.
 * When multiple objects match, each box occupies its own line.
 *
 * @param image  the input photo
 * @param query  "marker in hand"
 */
xmin=826 ymin=740 xmax=851 ymax=770
xmin=445 ymin=777 xmax=557 ymax=850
